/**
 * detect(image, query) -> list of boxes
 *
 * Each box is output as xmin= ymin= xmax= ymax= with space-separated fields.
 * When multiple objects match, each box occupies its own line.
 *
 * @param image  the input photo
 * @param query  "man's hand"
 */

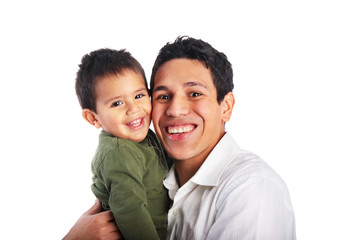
xmin=63 ymin=199 xmax=122 ymax=240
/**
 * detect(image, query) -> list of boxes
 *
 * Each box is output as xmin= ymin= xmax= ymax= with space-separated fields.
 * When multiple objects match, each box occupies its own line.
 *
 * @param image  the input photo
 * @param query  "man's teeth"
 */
xmin=129 ymin=119 xmax=141 ymax=127
xmin=167 ymin=125 xmax=195 ymax=134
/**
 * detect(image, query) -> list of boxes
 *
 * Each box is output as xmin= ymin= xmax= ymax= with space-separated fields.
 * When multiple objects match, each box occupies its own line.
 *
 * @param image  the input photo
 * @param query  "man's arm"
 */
xmin=63 ymin=199 xmax=122 ymax=240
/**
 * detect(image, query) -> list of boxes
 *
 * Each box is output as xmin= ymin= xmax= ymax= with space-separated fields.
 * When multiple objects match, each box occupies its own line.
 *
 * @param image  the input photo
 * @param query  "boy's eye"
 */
xmin=135 ymin=94 xmax=144 ymax=99
xmin=112 ymin=101 xmax=123 ymax=107
xmin=190 ymin=92 xmax=201 ymax=97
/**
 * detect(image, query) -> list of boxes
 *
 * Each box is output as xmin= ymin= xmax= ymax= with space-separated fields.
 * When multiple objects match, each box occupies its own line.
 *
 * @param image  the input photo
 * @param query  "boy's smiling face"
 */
xmin=83 ymin=69 xmax=151 ymax=142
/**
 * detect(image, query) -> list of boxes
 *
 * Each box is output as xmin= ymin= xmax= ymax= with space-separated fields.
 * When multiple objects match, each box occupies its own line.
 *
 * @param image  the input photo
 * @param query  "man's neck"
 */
xmin=172 ymin=132 xmax=226 ymax=187
xmin=174 ymin=158 xmax=203 ymax=187
xmin=173 ymin=142 xmax=219 ymax=187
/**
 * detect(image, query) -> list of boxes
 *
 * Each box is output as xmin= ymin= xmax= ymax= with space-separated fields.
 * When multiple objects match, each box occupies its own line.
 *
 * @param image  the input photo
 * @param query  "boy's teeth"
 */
xmin=129 ymin=119 xmax=141 ymax=126
xmin=167 ymin=125 xmax=195 ymax=134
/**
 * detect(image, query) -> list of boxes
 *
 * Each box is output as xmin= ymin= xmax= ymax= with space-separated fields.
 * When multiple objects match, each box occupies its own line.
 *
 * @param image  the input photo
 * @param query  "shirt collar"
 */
xmin=191 ymin=132 xmax=240 ymax=186
xmin=163 ymin=165 xmax=178 ymax=200
xmin=164 ymin=132 xmax=240 ymax=192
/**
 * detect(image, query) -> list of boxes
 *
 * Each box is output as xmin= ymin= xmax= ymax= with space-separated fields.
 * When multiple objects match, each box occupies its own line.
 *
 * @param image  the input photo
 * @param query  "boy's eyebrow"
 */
xmin=104 ymin=87 xmax=148 ymax=104
xmin=104 ymin=96 xmax=122 ymax=105
xmin=135 ymin=87 xmax=148 ymax=93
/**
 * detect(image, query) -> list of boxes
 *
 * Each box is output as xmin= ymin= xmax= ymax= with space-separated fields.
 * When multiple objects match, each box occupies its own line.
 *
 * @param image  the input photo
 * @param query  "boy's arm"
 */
xmin=99 ymin=149 xmax=160 ymax=240
xmin=62 ymin=199 xmax=122 ymax=240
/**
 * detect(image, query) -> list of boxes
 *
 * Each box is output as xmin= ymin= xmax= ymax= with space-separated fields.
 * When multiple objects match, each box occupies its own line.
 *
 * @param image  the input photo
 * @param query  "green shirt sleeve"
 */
xmin=97 ymin=147 xmax=160 ymax=240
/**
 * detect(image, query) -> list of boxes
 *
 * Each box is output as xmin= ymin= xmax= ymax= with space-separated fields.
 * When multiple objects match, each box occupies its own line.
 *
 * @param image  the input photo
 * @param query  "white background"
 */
xmin=1 ymin=1 xmax=359 ymax=239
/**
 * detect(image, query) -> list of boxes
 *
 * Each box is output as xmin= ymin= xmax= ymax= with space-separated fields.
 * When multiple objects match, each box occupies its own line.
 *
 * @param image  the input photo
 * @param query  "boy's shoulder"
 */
xmin=97 ymin=130 xmax=142 ymax=151
xmin=92 ymin=131 xmax=144 ymax=168
xmin=91 ymin=129 xmax=165 ymax=169
xmin=96 ymin=129 xmax=162 ymax=154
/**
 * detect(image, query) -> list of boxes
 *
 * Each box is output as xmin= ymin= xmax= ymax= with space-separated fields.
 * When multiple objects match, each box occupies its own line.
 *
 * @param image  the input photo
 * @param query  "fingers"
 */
xmin=96 ymin=209 xmax=116 ymax=223
xmin=84 ymin=199 xmax=116 ymax=223
xmin=84 ymin=199 xmax=102 ymax=215
xmin=108 ymin=230 xmax=123 ymax=240
xmin=92 ymin=214 xmax=122 ymax=240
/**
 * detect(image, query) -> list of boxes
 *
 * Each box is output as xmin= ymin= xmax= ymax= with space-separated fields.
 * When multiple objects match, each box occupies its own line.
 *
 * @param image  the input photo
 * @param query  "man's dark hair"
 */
xmin=150 ymin=36 xmax=234 ymax=103
xmin=75 ymin=48 xmax=147 ymax=112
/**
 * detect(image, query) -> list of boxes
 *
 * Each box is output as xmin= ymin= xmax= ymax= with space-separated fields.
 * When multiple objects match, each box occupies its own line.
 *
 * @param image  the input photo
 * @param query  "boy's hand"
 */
xmin=63 ymin=199 xmax=122 ymax=240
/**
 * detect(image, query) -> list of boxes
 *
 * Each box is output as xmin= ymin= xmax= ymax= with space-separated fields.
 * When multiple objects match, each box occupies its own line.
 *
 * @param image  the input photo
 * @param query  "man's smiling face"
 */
xmin=152 ymin=58 xmax=230 ymax=164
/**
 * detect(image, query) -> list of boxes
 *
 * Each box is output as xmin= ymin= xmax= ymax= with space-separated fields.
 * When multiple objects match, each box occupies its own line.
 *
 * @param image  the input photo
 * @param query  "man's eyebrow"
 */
xmin=153 ymin=81 xmax=208 ymax=92
xmin=153 ymin=85 xmax=168 ymax=92
xmin=184 ymin=81 xmax=208 ymax=89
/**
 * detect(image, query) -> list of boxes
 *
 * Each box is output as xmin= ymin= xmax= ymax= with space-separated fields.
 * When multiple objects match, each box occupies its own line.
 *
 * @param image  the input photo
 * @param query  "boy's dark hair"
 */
xmin=75 ymin=48 xmax=147 ymax=112
xmin=150 ymin=36 xmax=234 ymax=103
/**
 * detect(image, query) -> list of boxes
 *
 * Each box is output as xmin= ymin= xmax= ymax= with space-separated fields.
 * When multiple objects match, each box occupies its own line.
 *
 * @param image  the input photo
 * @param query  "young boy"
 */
xmin=75 ymin=48 xmax=170 ymax=240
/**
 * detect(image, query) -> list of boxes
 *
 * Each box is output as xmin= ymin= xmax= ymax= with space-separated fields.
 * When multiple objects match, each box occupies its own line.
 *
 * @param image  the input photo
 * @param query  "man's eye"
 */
xmin=112 ymin=101 xmax=123 ymax=107
xmin=190 ymin=92 xmax=201 ymax=97
xmin=156 ymin=95 xmax=170 ymax=100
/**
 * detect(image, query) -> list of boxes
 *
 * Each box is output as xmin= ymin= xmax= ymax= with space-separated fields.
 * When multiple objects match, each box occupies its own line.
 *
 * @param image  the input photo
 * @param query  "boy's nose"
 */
xmin=127 ymin=103 xmax=140 ymax=115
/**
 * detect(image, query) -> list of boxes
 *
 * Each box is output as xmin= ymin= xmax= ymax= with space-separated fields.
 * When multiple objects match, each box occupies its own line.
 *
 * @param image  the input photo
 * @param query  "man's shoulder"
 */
xmin=218 ymin=140 xmax=288 ymax=193
xmin=226 ymin=150 xmax=281 ymax=180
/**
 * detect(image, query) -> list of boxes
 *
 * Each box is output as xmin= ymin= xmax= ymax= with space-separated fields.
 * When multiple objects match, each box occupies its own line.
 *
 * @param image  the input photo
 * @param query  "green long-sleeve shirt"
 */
xmin=91 ymin=130 xmax=170 ymax=240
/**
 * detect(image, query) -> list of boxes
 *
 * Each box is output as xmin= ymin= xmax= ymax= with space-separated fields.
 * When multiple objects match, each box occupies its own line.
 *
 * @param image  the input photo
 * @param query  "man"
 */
xmin=64 ymin=36 xmax=296 ymax=240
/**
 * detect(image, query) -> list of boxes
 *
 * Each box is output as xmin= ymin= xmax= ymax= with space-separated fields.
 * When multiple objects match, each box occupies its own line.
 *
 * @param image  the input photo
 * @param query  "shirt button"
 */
xmin=172 ymin=209 xmax=180 ymax=216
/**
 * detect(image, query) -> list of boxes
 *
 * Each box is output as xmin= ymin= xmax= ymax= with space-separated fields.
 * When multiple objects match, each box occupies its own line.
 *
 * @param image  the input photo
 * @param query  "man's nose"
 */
xmin=165 ymin=95 xmax=190 ymax=117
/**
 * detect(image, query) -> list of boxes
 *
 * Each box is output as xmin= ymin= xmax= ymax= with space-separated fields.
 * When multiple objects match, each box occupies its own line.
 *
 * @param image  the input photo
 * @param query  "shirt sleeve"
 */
xmin=98 ymin=148 xmax=160 ymax=240
xmin=207 ymin=175 xmax=296 ymax=240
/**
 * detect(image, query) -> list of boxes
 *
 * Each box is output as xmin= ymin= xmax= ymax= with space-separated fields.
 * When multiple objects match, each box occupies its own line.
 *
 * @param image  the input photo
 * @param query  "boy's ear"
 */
xmin=82 ymin=109 xmax=102 ymax=128
xmin=221 ymin=92 xmax=235 ymax=123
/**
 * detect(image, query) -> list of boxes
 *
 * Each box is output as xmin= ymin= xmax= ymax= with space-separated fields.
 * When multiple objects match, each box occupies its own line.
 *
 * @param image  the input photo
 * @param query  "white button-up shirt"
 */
xmin=163 ymin=133 xmax=296 ymax=240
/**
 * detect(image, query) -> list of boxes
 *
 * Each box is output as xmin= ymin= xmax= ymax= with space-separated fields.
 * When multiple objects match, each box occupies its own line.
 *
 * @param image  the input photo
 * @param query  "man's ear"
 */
xmin=221 ymin=92 xmax=235 ymax=123
xmin=82 ymin=109 xmax=102 ymax=128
